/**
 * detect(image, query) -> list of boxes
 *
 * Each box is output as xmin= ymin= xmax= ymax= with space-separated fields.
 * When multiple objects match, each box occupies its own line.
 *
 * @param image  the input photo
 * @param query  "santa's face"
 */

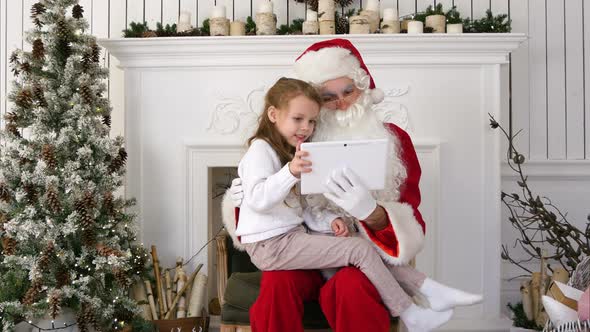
xmin=313 ymin=76 xmax=381 ymax=140
xmin=319 ymin=77 xmax=362 ymax=111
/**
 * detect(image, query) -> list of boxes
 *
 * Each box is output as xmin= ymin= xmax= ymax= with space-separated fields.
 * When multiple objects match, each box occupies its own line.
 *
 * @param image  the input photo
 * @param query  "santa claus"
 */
xmin=224 ymin=39 xmax=481 ymax=332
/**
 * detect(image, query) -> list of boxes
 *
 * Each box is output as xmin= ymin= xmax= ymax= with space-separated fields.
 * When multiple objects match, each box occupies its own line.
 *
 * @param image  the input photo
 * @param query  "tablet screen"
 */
xmin=300 ymin=139 xmax=389 ymax=194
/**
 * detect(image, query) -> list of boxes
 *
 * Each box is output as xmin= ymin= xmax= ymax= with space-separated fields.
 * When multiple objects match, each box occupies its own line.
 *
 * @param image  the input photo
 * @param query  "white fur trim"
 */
xmin=371 ymin=88 xmax=385 ymax=104
xmin=294 ymin=47 xmax=362 ymax=85
xmin=221 ymin=191 xmax=246 ymax=251
xmin=357 ymin=201 xmax=424 ymax=266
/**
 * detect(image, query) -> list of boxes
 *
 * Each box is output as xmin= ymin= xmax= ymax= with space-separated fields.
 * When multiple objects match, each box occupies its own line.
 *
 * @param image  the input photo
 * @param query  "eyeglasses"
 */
xmin=321 ymin=88 xmax=360 ymax=109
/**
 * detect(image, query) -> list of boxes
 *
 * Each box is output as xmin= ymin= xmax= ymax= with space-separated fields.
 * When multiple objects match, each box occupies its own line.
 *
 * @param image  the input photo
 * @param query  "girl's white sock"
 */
xmin=400 ymin=303 xmax=453 ymax=332
xmin=419 ymin=278 xmax=483 ymax=312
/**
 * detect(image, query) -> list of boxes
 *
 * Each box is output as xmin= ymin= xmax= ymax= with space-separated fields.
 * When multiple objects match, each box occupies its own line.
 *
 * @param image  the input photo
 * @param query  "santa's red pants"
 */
xmin=249 ymin=267 xmax=390 ymax=332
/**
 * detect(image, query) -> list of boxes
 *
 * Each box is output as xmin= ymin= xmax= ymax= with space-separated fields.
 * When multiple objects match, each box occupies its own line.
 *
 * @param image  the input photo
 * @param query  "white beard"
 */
xmin=305 ymin=92 xmax=408 ymax=224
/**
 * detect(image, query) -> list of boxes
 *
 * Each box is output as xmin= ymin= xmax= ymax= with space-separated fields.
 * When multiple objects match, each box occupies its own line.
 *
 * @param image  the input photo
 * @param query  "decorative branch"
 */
xmin=491 ymin=114 xmax=590 ymax=275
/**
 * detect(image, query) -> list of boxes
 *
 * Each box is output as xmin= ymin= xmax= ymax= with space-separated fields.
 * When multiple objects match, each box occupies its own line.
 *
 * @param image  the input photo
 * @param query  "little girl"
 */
xmin=235 ymin=77 xmax=456 ymax=331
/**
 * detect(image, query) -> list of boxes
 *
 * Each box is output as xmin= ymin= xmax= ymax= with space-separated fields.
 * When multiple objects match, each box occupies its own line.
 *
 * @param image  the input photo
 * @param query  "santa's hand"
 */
xmin=229 ymin=177 xmax=244 ymax=207
xmin=323 ymin=168 xmax=377 ymax=220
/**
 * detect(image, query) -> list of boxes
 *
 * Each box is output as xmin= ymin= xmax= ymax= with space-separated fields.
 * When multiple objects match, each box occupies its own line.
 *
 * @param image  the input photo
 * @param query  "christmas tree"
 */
xmin=0 ymin=0 xmax=151 ymax=331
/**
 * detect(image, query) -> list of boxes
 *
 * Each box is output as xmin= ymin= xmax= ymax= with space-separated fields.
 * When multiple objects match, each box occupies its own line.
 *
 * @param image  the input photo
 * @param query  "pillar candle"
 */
xmin=365 ymin=0 xmax=379 ymax=12
xmin=177 ymin=11 xmax=192 ymax=32
xmin=258 ymin=1 xmax=273 ymax=14
xmin=230 ymin=21 xmax=246 ymax=35
xmin=318 ymin=0 xmax=335 ymax=21
xmin=211 ymin=6 xmax=226 ymax=18
xmin=407 ymin=20 xmax=423 ymax=34
xmin=383 ymin=8 xmax=398 ymax=21
xmin=179 ymin=11 xmax=191 ymax=24
xmin=446 ymin=23 xmax=463 ymax=34
xmin=307 ymin=9 xmax=318 ymax=21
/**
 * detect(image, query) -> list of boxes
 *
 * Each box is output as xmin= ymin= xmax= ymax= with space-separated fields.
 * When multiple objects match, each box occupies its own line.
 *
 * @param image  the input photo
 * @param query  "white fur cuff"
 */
xmin=221 ymin=191 xmax=246 ymax=251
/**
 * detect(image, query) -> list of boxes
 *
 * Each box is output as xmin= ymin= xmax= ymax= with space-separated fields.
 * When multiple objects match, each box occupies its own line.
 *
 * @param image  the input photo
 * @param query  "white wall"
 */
xmin=2 ymin=0 xmax=590 ymax=313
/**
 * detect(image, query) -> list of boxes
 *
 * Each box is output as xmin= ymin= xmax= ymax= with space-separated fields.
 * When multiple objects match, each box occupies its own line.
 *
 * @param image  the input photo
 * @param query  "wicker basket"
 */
xmin=542 ymin=319 xmax=590 ymax=332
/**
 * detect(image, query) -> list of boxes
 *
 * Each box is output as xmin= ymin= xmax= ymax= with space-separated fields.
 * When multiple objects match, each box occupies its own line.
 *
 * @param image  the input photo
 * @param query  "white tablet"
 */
xmin=300 ymin=139 xmax=389 ymax=195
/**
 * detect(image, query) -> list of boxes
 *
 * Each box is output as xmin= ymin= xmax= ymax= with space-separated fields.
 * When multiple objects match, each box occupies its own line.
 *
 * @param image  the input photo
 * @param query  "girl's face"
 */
xmin=268 ymin=94 xmax=320 ymax=147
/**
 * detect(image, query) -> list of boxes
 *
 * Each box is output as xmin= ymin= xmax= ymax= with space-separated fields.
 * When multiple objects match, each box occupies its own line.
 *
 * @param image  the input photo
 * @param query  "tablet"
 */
xmin=300 ymin=139 xmax=389 ymax=194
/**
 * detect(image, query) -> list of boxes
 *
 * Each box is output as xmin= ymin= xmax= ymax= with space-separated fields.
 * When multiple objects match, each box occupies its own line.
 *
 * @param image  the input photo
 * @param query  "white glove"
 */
xmin=323 ymin=168 xmax=377 ymax=220
xmin=229 ymin=177 xmax=244 ymax=207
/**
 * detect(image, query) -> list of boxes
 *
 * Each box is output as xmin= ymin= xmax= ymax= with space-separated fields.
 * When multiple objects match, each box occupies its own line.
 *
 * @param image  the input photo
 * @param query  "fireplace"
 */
xmin=99 ymin=34 xmax=525 ymax=331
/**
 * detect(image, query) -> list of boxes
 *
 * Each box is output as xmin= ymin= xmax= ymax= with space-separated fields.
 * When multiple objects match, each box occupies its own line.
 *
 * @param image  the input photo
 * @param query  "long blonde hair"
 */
xmin=248 ymin=77 xmax=323 ymax=165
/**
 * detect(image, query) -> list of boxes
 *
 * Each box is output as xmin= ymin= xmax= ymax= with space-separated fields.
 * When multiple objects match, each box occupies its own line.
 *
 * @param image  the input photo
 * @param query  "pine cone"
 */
xmin=113 ymin=268 xmax=130 ymax=287
xmin=80 ymin=211 xmax=93 ymax=229
xmin=141 ymin=30 xmax=158 ymax=38
xmin=2 ymin=237 xmax=17 ymax=255
xmin=72 ymin=4 xmax=84 ymax=19
xmin=78 ymin=303 xmax=99 ymax=332
xmin=102 ymin=114 xmax=111 ymax=128
xmin=55 ymin=265 xmax=71 ymax=288
xmin=46 ymin=187 xmax=61 ymax=213
xmin=22 ymin=279 xmax=42 ymax=305
xmin=82 ymin=191 xmax=95 ymax=209
xmin=9 ymin=51 xmax=19 ymax=65
xmin=0 ymin=183 xmax=10 ymax=203
xmin=4 ymin=111 xmax=17 ymax=123
xmin=24 ymin=184 xmax=37 ymax=204
xmin=6 ymin=123 xmax=20 ymax=137
xmin=0 ymin=211 xmax=7 ymax=226
xmin=108 ymin=148 xmax=127 ymax=173
xmin=32 ymin=39 xmax=45 ymax=60
xmin=20 ymin=62 xmax=31 ymax=74
xmin=49 ymin=290 xmax=62 ymax=319
xmin=91 ymin=43 xmax=100 ymax=63
xmin=76 ymin=309 xmax=89 ymax=332
xmin=34 ymin=84 xmax=47 ymax=107
xmin=103 ymin=192 xmax=115 ymax=215
xmin=96 ymin=243 xmax=122 ymax=257
xmin=42 ymin=144 xmax=57 ymax=169
xmin=81 ymin=52 xmax=92 ymax=72
xmin=336 ymin=13 xmax=348 ymax=34
xmin=38 ymin=242 xmax=55 ymax=271
xmin=82 ymin=229 xmax=95 ymax=247
xmin=15 ymin=89 xmax=33 ymax=109
xmin=80 ymin=84 xmax=93 ymax=104
xmin=56 ymin=20 xmax=69 ymax=39
xmin=31 ymin=3 xmax=46 ymax=28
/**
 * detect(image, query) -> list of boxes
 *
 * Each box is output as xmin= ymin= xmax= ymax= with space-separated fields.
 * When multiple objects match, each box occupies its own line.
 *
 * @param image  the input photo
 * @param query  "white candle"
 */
xmin=383 ymin=8 xmax=398 ymax=21
xmin=365 ymin=0 xmax=379 ymax=12
xmin=446 ymin=23 xmax=463 ymax=34
xmin=407 ymin=20 xmax=423 ymax=34
xmin=307 ymin=10 xmax=317 ymax=21
xmin=258 ymin=1 xmax=273 ymax=14
xmin=179 ymin=11 xmax=191 ymax=24
xmin=211 ymin=5 xmax=226 ymax=18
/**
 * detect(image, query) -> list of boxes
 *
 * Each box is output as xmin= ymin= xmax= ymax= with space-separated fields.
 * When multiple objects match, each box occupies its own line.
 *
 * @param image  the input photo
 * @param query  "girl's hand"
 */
xmin=331 ymin=218 xmax=350 ymax=237
xmin=289 ymin=140 xmax=312 ymax=178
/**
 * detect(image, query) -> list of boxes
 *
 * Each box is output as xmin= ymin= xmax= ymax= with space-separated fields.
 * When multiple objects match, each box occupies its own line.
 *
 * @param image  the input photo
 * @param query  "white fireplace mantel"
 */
xmin=99 ymin=34 xmax=526 ymax=331
xmin=101 ymin=34 xmax=525 ymax=67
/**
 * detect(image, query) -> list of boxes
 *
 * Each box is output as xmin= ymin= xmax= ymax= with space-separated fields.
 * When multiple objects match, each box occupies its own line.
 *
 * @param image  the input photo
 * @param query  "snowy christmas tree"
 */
xmin=0 ymin=0 xmax=151 ymax=330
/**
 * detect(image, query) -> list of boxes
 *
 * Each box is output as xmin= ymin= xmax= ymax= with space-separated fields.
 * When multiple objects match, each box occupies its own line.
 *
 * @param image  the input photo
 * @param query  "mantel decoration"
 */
xmin=489 ymin=116 xmax=590 ymax=331
xmin=0 ymin=0 xmax=154 ymax=331
xmin=122 ymin=1 xmax=511 ymax=38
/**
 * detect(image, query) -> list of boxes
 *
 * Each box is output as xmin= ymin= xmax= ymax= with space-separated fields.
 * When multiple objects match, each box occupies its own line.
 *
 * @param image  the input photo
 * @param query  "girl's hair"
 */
xmin=248 ymin=77 xmax=322 ymax=165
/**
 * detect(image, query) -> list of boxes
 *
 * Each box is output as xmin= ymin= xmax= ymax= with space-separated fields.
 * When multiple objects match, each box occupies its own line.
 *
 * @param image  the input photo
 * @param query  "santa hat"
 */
xmin=294 ymin=38 xmax=385 ymax=104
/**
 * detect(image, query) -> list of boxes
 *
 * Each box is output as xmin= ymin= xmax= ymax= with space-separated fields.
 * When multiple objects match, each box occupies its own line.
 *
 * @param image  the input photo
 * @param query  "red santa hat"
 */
xmin=294 ymin=38 xmax=385 ymax=104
